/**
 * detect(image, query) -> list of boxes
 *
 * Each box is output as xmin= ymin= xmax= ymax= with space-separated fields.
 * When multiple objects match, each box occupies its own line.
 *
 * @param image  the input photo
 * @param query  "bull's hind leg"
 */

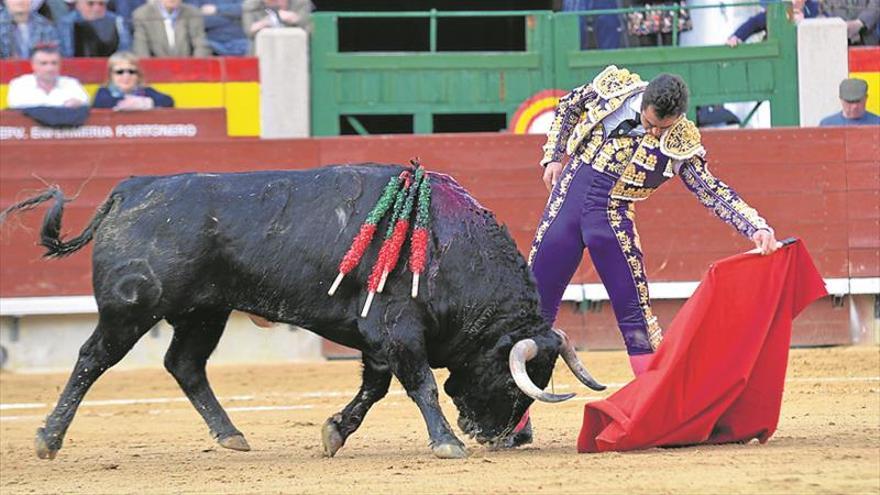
xmin=321 ymin=356 xmax=392 ymax=457
xmin=164 ymin=309 xmax=250 ymax=451
xmin=35 ymin=312 xmax=160 ymax=459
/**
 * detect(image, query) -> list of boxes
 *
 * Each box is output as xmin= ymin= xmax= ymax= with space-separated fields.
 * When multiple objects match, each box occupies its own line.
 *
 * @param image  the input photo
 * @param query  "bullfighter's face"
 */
xmin=443 ymin=333 xmax=557 ymax=446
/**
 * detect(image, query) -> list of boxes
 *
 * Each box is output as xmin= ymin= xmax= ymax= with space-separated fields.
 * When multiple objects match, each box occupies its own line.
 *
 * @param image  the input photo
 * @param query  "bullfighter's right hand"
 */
xmin=543 ymin=161 xmax=563 ymax=192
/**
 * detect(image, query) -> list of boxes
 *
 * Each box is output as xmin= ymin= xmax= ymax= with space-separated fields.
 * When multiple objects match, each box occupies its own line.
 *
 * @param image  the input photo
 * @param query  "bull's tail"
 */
xmin=0 ymin=187 xmax=117 ymax=258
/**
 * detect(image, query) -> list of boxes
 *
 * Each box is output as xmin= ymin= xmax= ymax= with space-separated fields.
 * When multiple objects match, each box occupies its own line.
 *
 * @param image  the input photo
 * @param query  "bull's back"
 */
xmin=90 ymin=166 xmax=403 ymax=316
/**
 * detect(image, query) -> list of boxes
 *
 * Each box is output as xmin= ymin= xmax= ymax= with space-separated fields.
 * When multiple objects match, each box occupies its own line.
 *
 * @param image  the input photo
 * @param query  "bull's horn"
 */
xmin=508 ymin=339 xmax=575 ymax=403
xmin=552 ymin=328 xmax=606 ymax=391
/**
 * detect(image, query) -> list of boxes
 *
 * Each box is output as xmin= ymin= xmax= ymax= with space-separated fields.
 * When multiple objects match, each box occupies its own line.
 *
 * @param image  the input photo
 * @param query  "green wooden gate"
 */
xmin=310 ymin=3 xmax=799 ymax=135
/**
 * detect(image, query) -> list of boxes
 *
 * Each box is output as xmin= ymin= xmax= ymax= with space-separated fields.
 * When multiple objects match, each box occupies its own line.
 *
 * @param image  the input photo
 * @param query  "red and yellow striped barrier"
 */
xmin=0 ymin=57 xmax=259 ymax=136
xmin=849 ymin=47 xmax=880 ymax=114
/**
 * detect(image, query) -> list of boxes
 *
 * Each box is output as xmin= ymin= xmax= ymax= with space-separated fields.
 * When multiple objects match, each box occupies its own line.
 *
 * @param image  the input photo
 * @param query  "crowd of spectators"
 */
xmin=0 ymin=0 xmax=313 ymax=59
xmin=563 ymin=0 xmax=879 ymax=49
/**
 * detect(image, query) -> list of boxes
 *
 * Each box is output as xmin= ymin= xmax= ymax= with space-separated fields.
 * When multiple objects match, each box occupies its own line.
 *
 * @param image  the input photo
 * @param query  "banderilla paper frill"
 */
xmin=327 ymin=160 xmax=432 ymax=318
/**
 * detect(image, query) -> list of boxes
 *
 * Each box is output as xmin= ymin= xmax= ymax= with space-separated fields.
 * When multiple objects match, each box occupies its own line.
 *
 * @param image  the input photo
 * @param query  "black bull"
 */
xmin=1 ymin=164 xmax=603 ymax=460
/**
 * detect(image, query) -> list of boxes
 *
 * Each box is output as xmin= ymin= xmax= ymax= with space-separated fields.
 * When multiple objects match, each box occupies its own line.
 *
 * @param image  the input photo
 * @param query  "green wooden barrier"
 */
xmin=310 ymin=10 xmax=554 ymax=135
xmin=310 ymin=3 xmax=799 ymax=136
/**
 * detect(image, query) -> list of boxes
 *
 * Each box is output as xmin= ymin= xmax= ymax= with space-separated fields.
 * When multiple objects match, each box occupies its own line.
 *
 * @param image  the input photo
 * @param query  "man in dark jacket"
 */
xmin=185 ymin=0 xmax=247 ymax=55
xmin=59 ymin=0 xmax=131 ymax=57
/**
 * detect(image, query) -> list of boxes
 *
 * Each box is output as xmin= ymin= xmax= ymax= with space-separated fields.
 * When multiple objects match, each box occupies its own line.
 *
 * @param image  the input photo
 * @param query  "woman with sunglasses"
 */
xmin=93 ymin=51 xmax=174 ymax=110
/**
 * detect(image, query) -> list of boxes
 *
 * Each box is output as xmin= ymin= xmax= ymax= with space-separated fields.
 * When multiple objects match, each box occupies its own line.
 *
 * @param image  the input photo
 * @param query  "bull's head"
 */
xmin=443 ymin=327 xmax=603 ymax=447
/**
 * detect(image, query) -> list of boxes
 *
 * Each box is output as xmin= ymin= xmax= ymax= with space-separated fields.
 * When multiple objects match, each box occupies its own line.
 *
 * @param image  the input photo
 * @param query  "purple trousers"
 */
xmin=530 ymin=163 xmax=660 ymax=355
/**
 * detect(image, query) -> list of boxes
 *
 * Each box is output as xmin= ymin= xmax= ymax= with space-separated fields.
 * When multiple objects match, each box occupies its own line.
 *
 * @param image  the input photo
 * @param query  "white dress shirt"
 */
xmin=603 ymin=92 xmax=645 ymax=138
xmin=6 ymin=74 xmax=90 ymax=109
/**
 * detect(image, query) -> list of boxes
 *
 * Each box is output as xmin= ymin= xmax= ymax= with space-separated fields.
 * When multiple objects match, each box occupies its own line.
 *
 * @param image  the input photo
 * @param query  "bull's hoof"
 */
xmin=505 ymin=421 xmax=533 ymax=449
xmin=321 ymin=417 xmax=344 ymax=457
xmin=35 ymin=428 xmax=58 ymax=460
xmin=218 ymin=434 xmax=251 ymax=452
xmin=432 ymin=443 xmax=468 ymax=459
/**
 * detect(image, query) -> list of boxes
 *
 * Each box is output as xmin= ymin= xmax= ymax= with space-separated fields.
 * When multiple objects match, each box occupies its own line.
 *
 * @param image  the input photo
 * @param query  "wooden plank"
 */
xmin=850 ymin=249 xmax=880 ymax=278
xmin=846 ymin=161 xmax=880 ymax=191
xmin=845 ymin=126 xmax=880 ymax=162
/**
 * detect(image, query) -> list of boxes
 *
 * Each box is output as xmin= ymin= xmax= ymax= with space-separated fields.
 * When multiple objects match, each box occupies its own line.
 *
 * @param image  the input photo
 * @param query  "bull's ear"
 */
xmin=443 ymin=373 xmax=461 ymax=396
xmin=534 ymin=333 xmax=562 ymax=358
xmin=493 ymin=334 xmax=514 ymax=357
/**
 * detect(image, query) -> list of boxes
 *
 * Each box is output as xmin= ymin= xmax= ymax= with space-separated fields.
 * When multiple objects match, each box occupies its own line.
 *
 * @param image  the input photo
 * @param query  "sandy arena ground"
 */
xmin=1 ymin=346 xmax=878 ymax=494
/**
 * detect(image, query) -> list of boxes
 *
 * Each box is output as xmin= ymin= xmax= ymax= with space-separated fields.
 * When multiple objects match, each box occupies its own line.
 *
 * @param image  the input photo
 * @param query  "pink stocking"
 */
xmin=513 ymin=408 xmax=531 ymax=433
xmin=629 ymin=353 xmax=654 ymax=376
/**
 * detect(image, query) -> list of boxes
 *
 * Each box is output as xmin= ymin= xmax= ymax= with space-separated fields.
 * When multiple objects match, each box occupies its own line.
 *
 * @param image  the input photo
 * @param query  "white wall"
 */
xmin=797 ymin=18 xmax=849 ymax=127
xmin=256 ymin=28 xmax=311 ymax=138
xmin=0 ymin=312 xmax=323 ymax=372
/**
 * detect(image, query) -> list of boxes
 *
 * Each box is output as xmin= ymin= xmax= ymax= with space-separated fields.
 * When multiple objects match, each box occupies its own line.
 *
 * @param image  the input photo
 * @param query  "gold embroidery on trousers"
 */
xmin=529 ymin=156 xmax=589 ymax=265
xmin=607 ymin=200 xmax=663 ymax=351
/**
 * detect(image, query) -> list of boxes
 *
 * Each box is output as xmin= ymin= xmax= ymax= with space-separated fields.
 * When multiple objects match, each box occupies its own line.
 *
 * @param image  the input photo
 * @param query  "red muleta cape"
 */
xmin=577 ymin=240 xmax=827 ymax=453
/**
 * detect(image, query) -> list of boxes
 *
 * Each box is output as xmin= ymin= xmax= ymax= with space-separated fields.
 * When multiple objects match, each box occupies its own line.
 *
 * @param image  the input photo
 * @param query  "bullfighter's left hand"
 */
xmin=751 ymin=229 xmax=778 ymax=255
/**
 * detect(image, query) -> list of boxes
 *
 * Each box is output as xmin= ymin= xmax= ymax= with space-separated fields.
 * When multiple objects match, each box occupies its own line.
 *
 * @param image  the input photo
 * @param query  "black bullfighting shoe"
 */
xmin=501 ymin=418 xmax=533 ymax=448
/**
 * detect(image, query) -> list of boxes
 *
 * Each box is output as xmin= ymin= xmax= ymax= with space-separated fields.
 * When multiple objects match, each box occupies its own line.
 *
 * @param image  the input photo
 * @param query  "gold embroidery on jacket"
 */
xmin=660 ymin=117 xmax=704 ymax=160
xmin=593 ymin=65 xmax=648 ymax=99
xmin=679 ymin=156 xmax=771 ymax=236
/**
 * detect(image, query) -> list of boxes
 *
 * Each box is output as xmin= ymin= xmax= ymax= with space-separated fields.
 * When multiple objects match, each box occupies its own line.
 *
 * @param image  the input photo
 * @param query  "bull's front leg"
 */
xmin=386 ymin=327 xmax=467 ymax=459
xmin=321 ymin=355 xmax=392 ymax=457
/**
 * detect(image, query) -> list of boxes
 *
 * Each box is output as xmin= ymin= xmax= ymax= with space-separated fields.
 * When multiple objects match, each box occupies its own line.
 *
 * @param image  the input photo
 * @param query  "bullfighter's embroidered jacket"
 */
xmin=540 ymin=65 xmax=771 ymax=238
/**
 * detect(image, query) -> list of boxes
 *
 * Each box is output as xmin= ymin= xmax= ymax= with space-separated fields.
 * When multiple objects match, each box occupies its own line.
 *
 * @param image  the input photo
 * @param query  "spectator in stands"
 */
xmin=0 ymin=0 xmax=60 ymax=58
xmin=31 ymin=0 xmax=71 ymax=24
xmin=821 ymin=0 xmax=879 ymax=45
xmin=562 ymin=0 xmax=623 ymax=50
xmin=624 ymin=0 xmax=691 ymax=46
xmin=93 ymin=50 xmax=174 ymax=109
xmin=59 ymin=0 xmax=131 ymax=57
xmin=6 ymin=43 xmax=88 ymax=107
xmin=132 ymin=0 xmax=211 ymax=56
xmin=110 ymin=0 xmax=145 ymax=37
xmin=819 ymin=78 xmax=880 ymax=126
xmin=727 ymin=0 xmax=818 ymax=47
xmin=241 ymin=0 xmax=311 ymax=53
xmin=185 ymin=0 xmax=248 ymax=55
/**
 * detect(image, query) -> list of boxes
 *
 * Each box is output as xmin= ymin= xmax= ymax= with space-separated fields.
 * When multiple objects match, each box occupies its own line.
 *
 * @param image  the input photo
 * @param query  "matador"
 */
xmin=529 ymin=65 xmax=779 ymax=376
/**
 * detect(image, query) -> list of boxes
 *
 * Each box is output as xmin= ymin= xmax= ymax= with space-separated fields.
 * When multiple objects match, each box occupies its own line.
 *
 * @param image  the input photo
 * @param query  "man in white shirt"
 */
xmin=6 ymin=44 xmax=90 ymax=109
